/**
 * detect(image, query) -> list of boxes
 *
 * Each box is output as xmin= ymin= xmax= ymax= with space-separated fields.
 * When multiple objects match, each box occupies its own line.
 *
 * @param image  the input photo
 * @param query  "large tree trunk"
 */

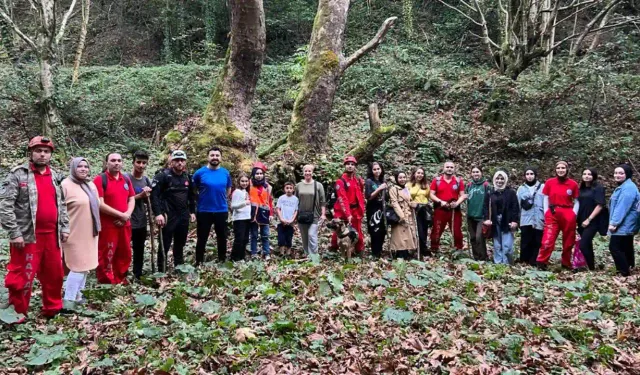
xmin=177 ymin=0 xmax=265 ymax=170
xmin=286 ymin=0 xmax=396 ymax=156
xmin=38 ymin=55 xmax=62 ymax=137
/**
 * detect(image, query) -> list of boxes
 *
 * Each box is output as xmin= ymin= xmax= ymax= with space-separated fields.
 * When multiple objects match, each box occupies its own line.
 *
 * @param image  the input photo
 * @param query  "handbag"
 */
xmin=482 ymin=196 xmax=492 ymax=239
xmin=384 ymin=186 xmax=401 ymax=226
xmin=298 ymin=181 xmax=316 ymax=224
xmin=250 ymin=186 xmax=271 ymax=225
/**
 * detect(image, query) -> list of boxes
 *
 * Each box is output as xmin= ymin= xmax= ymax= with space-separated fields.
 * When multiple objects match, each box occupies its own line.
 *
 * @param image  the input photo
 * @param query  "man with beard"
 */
xmin=94 ymin=153 xmax=136 ymax=284
xmin=331 ymin=156 xmax=366 ymax=254
xmin=193 ymin=146 xmax=232 ymax=264
xmin=1 ymin=137 xmax=70 ymax=321
xmin=126 ymin=150 xmax=153 ymax=279
xmin=151 ymin=150 xmax=196 ymax=271
xmin=429 ymin=161 xmax=468 ymax=253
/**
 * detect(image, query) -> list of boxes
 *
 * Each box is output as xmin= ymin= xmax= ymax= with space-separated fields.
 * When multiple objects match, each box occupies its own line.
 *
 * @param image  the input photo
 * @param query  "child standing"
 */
xmin=230 ymin=174 xmax=251 ymax=261
xmin=277 ymin=182 xmax=299 ymax=257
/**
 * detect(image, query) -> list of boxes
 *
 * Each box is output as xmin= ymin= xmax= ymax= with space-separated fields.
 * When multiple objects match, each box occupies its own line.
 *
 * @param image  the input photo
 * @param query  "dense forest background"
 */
xmin=1 ymin=0 xmax=639 ymax=182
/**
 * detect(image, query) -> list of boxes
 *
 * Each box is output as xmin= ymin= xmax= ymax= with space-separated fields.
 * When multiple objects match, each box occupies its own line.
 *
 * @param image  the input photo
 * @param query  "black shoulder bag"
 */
xmin=298 ymin=181 xmax=317 ymax=224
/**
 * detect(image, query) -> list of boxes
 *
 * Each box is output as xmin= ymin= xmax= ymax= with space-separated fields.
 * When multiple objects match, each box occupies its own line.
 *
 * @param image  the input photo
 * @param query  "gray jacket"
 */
xmin=0 ymin=162 xmax=70 ymax=244
xmin=517 ymin=182 xmax=545 ymax=230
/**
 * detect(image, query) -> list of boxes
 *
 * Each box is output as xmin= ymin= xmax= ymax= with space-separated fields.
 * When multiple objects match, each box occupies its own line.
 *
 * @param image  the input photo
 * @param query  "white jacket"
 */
xmin=231 ymin=189 xmax=251 ymax=221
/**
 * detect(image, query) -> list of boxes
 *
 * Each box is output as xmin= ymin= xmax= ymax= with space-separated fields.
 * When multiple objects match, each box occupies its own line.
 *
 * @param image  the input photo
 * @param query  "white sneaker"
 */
xmin=264 ymin=255 xmax=271 ymax=261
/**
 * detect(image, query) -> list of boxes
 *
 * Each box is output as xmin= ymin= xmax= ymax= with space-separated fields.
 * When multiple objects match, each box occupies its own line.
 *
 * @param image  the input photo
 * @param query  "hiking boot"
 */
xmin=536 ymin=262 xmax=548 ymax=270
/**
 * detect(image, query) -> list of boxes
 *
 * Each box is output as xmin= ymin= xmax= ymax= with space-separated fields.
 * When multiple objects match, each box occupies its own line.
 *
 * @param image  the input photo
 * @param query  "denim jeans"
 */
xmin=493 ymin=215 xmax=515 ymax=264
xmin=250 ymin=223 xmax=270 ymax=256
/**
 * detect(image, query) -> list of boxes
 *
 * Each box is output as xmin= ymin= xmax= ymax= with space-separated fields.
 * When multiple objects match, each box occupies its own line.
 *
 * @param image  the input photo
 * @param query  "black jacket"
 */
xmin=151 ymin=168 xmax=196 ymax=222
xmin=483 ymin=187 xmax=520 ymax=231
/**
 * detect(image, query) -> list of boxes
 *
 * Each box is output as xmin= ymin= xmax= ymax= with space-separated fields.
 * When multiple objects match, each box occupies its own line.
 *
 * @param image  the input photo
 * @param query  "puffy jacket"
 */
xmin=608 ymin=179 xmax=640 ymax=236
xmin=0 ymin=162 xmax=70 ymax=244
xmin=516 ymin=182 xmax=545 ymax=230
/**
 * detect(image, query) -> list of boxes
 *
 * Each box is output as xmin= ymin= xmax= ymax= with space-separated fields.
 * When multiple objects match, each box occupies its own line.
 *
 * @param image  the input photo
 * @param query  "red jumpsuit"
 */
xmin=430 ymin=175 xmax=465 ymax=251
xmin=94 ymin=173 xmax=135 ymax=284
xmin=5 ymin=166 xmax=63 ymax=317
xmin=536 ymin=177 xmax=579 ymax=267
xmin=331 ymin=173 xmax=366 ymax=253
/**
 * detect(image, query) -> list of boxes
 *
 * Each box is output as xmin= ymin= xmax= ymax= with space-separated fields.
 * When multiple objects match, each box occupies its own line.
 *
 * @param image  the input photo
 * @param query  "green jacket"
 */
xmin=0 ymin=162 xmax=70 ymax=244
xmin=465 ymin=178 xmax=491 ymax=220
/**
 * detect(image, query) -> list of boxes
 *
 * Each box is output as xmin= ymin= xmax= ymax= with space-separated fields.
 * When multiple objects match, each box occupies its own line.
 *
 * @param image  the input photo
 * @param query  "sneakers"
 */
xmin=264 ymin=255 xmax=271 ymax=261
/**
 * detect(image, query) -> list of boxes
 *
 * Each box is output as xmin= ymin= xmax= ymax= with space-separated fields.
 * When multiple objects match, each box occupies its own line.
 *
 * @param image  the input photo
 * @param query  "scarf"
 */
xmin=617 ymin=164 xmax=633 ymax=185
xmin=524 ymin=167 xmax=538 ymax=186
xmin=251 ymin=167 xmax=268 ymax=188
xmin=69 ymin=157 xmax=101 ymax=236
xmin=493 ymin=170 xmax=509 ymax=191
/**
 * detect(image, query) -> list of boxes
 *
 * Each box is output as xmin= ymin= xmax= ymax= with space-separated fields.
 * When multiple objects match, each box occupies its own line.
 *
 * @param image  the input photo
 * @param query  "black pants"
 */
xmin=277 ymin=224 xmax=295 ymax=248
xmin=232 ymin=219 xmax=251 ymax=261
xmin=520 ymin=225 xmax=543 ymax=266
xmin=196 ymin=212 xmax=229 ymax=264
xmin=609 ymin=235 xmax=635 ymax=276
xmin=367 ymin=211 xmax=386 ymax=258
xmin=416 ymin=208 xmax=431 ymax=256
xmin=158 ymin=218 xmax=189 ymax=271
xmin=578 ymin=224 xmax=598 ymax=270
xmin=131 ymin=227 xmax=147 ymax=278
xmin=467 ymin=218 xmax=487 ymax=261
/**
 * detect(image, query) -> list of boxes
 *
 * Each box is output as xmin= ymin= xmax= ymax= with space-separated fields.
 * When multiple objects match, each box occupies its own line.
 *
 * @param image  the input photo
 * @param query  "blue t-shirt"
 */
xmin=193 ymin=166 xmax=232 ymax=213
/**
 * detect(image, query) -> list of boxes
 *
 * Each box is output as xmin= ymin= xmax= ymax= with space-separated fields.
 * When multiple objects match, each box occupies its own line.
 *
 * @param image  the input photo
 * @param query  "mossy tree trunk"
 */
xmin=286 ymin=0 xmax=396 ymax=157
xmin=179 ymin=0 xmax=265 ymax=171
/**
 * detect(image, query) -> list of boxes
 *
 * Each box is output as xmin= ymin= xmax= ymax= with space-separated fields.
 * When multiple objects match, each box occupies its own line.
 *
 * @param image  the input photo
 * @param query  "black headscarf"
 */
xmin=524 ymin=166 xmax=538 ymax=187
xmin=393 ymin=171 xmax=407 ymax=188
xmin=617 ymin=164 xmax=633 ymax=185
xmin=251 ymin=167 xmax=268 ymax=188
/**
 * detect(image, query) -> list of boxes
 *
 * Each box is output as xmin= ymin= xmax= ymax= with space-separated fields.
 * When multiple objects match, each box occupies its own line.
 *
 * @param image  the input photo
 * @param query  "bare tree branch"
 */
xmin=0 ymin=7 xmax=37 ymax=50
xmin=553 ymin=16 xmax=638 ymax=49
xmin=437 ymin=0 xmax=483 ymax=26
xmin=341 ymin=16 xmax=398 ymax=72
xmin=55 ymin=0 xmax=78 ymax=45
xmin=569 ymin=0 xmax=622 ymax=56
xmin=553 ymin=2 xmax=597 ymax=27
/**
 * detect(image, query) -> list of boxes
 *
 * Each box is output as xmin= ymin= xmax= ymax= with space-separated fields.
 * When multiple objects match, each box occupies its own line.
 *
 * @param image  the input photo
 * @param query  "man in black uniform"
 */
xmin=151 ymin=150 xmax=196 ymax=271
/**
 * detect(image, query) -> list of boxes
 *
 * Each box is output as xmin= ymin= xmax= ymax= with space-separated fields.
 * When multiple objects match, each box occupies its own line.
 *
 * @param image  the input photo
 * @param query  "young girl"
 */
xmin=230 ymin=174 xmax=252 ymax=261
xmin=249 ymin=162 xmax=274 ymax=260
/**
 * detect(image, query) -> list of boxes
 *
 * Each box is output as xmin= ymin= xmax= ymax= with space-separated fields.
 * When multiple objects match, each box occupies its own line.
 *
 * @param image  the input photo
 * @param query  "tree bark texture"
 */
xmin=287 ymin=0 xmax=396 ymax=156
xmin=348 ymin=104 xmax=397 ymax=163
xmin=180 ymin=0 xmax=265 ymax=170
xmin=72 ymin=0 xmax=91 ymax=85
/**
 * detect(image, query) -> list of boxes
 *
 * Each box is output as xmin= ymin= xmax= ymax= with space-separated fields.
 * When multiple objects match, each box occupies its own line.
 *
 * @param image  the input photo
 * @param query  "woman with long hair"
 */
xmin=576 ymin=168 xmax=607 ymax=270
xmin=465 ymin=166 xmax=490 ymax=260
xmin=61 ymin=157 xmax=101 ymax=304
xmin=608 ymin=164 xmax=639 ymax=276
xmin=389 ymin=171 xmax=418 ymax=259
xmin=407 ymin=167 xmax=431 ymax=257
xmin=365 ymin=162 xmax=388 ymax=258
xmin=230 ymin=174 xmax=251 ymax=261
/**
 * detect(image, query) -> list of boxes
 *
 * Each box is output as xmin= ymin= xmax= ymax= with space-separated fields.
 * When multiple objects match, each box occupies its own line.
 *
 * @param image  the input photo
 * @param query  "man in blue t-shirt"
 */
xmin=193 ymin=146 xmax=232 ymax=264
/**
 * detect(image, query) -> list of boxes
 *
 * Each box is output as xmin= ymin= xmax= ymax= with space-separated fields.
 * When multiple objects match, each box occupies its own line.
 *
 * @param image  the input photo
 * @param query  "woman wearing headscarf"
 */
xmin=365 ymin=162 xmax=388 ymax=259
xmin=483 ymin=170 xmax=519 ymax=264
xmin=249 ymin=162 xmax=274 ymax=260
xmin=577 ymin=168 xmax=607 ymax=270
xmin=389 ymin=171 xmax=418 ymax=259
xmin=608 ymin=164 xmax=639 ymax=277
xmin=465 ymin=166 xmax=490 ymax=261
xmin=536 ymin=161 xmax=580 ymax=269
xmin=61 ymin=157 xmax=101 ymax=303
xmin=407 ymin=167 xmax=431 ymax=258
xmin=516 ymin=167 xmax=545 ymax=265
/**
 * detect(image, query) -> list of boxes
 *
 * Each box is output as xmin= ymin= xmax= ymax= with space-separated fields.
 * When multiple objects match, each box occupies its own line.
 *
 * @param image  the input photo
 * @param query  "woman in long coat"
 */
xmin=61 ymin=157 xmax=101 ymax=303
xmin=389 ymin=171 xmax=418 ymax=259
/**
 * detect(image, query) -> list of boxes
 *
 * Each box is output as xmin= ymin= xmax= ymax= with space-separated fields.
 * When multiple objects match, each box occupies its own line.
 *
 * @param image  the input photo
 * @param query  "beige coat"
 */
xmin=389 ymin=185 xmax=418 ymax=252
xmin=61 ymin=179 xmax=99 ymax=272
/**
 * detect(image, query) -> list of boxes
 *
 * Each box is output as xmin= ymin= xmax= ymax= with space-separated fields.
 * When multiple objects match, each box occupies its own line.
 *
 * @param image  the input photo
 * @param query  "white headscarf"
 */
xmin=492 ymin=170 xmax=509 ymax=191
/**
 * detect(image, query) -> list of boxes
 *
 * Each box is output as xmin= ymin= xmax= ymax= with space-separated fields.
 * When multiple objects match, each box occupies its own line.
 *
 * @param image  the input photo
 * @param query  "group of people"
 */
xmin=1 ymin=136 xmax=639 ymax=322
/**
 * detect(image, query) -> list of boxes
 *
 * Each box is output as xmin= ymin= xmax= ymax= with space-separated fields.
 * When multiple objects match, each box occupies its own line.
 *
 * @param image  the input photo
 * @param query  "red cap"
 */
xmin=343 ymin=156 xmax=357 ymax=165
xmin=253 ymin=161 xmax=267 ymax=171
xmin=28 ymin=136 xmax=55 ymax=151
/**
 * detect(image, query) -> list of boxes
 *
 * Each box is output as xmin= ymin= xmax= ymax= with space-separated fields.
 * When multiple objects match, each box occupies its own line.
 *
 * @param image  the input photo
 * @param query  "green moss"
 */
xmin=164 ymin=130 xmax=183 ymax=143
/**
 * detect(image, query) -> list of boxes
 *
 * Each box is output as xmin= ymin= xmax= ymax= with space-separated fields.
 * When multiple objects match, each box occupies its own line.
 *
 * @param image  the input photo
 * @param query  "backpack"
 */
xmin=435 ymin=175 xmax=465 ymax=196
xmin=100 ymin=172 xmax=135 ymax=194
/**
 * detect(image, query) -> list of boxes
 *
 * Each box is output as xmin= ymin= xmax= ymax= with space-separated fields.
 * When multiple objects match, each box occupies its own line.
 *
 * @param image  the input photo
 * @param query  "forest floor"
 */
xmin=1 ymin=224 xmax=640 ymax=374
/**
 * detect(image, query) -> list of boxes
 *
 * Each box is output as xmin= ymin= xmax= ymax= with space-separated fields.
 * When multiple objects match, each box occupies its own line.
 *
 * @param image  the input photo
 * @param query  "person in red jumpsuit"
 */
xmin=1 ymin=137 xmax=70 ymax=322
xmin=331 ymin=156 xmax=366 ymax=253
xmin=536 ymin=161 xmax=580 ymax=269
xmin=429 ymin=161 xmax=468 ymax=253
xmin=93 ymin=153 xmax=135 ymax=284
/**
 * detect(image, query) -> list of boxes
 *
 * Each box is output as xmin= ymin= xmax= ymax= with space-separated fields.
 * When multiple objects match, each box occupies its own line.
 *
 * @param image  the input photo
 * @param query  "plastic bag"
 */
xmin=572 ymin=239 xmax=587 ymax=269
